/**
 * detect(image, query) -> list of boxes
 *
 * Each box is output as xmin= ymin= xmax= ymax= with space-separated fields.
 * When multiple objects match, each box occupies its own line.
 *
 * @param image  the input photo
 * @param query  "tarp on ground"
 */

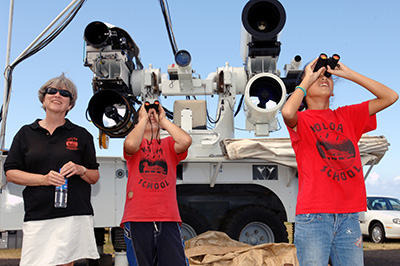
xmin=185 ymin=231 xmax=299 ymax=266
xmin=221 ymin=135 xmax=389 ymax=169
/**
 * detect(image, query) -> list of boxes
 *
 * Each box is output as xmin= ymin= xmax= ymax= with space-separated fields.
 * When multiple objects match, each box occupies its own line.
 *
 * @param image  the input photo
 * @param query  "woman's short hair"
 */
xmin=38 ymin=73 xmax=78 ymax=113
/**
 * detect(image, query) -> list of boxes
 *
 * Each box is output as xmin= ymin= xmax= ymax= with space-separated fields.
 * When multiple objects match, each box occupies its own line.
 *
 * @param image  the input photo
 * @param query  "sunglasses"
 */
xmin=45 ymin=87 xmax=72 ymax=98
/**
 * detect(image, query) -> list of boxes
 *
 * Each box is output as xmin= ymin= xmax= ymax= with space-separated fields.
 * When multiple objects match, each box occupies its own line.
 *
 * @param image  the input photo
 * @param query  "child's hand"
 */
xmin=327 ymin=61 xmax=352 ymax=79
xmin=158 ymin=103 xmax=166 ymax=124
xmin=138 ymin=104 xmax=149 ymax=122
xmin=301 ymin=57 xmax=326 ymax=88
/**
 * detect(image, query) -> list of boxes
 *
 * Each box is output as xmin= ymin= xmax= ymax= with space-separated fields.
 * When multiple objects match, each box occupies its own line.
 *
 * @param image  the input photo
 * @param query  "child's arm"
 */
xmin=124 ymin=105 xmax=148 ymax=155
xmin=328 ymin=63 xmax=398 ymax=115
xmin=158 ymin=105 xmax=192 ymax=154
xmin=281 ymin=57 xmax=324 ymax=130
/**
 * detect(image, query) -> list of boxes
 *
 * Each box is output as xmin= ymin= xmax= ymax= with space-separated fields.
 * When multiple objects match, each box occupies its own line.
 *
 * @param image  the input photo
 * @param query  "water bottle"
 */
xmin=55 ymin=177 xmax=68 ymax=208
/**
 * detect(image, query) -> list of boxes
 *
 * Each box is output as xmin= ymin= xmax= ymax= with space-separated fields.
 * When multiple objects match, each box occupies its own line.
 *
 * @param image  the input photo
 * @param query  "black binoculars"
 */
xmin=314 ymin=53 xmax=340 ymax=77
xmin=144 ymin=100 xmax=160 ymax=113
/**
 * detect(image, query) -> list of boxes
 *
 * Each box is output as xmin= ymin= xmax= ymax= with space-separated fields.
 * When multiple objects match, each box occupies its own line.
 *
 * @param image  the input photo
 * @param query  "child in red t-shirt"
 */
xmin=121 ymin=102 xmax=192 ymax=266
xmin=282 ymin=56 xmax=398 ymax=266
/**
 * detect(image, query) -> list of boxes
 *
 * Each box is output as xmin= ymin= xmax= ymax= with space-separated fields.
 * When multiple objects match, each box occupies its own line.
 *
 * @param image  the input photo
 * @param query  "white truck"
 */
xmin=0 ymin=0 xmax=390 ymax=264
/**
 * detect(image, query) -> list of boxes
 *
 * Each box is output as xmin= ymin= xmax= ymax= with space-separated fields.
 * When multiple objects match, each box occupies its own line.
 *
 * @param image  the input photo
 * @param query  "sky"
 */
xmin=0 ymin=0 xmax=399 ymax=197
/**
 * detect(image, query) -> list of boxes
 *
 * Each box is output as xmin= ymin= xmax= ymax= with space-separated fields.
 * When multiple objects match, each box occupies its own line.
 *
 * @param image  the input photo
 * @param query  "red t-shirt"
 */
xmin=287 ymin=101 xmax=376 ymax=215
xmin=120 ymin=136 xmax=187 ymax=224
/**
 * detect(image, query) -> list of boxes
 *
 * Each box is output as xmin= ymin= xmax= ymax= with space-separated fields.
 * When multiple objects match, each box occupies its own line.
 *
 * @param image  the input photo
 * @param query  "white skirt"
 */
xmin=20 ymin=215 xmax=100 ymax=266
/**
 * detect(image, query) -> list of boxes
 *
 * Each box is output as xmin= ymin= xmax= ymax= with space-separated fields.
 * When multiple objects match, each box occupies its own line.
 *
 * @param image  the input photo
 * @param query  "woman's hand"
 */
xmin=43 ymin=170 xmax=66 ymax=187
xmin=60 ymin=161 xmax=86 ymax=178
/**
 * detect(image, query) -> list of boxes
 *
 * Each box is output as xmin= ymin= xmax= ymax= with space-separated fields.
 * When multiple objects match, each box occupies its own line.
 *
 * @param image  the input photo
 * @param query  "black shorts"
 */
xmin=124 ymin=221 xmax=188 ymax=266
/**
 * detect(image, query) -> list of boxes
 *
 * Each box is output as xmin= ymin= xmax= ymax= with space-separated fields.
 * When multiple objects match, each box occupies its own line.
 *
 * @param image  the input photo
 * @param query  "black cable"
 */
xmin=1 ymin=65 xmax=13 ymax=122
xmin=201 ymin=90 xmax=216 ymax=129
xmin=157 ymin=0 xmax=178 ymax=55
xmin=207 ymin=104 xmax=222 ymax=125
xmin=12 ymin=1 xmax=86 ymax=69
xmin=164 ymin=107 xmax=174 ymax=120
xmin=1 ymin=0 xmax=87 ymax=123
xmin=234 ymin=95 xmax=244 ymax=117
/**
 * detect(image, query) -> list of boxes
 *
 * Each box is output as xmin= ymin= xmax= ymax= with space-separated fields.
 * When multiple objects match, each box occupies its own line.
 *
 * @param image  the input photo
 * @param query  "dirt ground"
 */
xmin=0 ymin=250 xmax=399 ymax=266
xmin=364 ymin=249 xmax=400 ymax=265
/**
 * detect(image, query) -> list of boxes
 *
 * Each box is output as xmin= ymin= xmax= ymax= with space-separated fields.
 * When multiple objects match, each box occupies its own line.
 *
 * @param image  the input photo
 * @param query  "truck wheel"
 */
xmin=220 ymin=205 xmax=288 ymax=244
xmin=111 ymin=227 xmax=127 ymax=251
xmin=179 ymin=205 xmax=211 ymax=241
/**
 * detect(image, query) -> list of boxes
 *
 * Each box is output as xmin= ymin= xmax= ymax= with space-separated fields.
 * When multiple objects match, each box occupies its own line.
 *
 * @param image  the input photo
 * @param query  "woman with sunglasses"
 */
xmin=4 ymin=73 xmax=100 ymax=266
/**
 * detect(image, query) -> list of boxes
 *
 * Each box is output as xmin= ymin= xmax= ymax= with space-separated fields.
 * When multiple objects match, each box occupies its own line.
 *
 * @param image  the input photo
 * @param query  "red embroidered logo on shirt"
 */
xmin=66 ymin=137 xmax=78 ymax=150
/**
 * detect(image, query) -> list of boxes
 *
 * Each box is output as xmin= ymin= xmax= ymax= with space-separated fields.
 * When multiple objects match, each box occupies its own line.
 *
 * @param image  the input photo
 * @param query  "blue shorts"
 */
xmin=294 ymin=213 xmax=363 ymax=266
xmin=124 ymin=222 xmax=188 ymax=266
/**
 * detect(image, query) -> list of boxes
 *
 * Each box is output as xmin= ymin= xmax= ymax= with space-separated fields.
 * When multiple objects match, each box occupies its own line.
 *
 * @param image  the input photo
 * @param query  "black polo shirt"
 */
xmin=4 ymin=119 xmax=99 ymax=222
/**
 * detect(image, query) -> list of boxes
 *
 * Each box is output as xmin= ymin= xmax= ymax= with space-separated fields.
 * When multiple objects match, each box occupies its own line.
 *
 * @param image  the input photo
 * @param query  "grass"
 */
xmin=0 ymin=248 xmax=20 ymax=259
xmin=285 ymin=222 xmax=400 ymax=250
xmin=363 ymin=240 xmax=400 ymax=250
xmin=0 ymin=229 xmax=115 ymax=259
xmin=1 ymin=225 xmax=400 ymax=260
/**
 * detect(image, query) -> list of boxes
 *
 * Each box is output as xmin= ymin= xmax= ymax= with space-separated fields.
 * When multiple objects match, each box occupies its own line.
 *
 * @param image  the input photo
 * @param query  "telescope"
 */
xmin=240 ymin=0 xmax=286 ymax=67
xmin=240 ymin=0 xmax=294 ymax=135
xmin=83 ymin=0 xmax=304 ymax=147
xmin=84 ymin=21 xmax=142 ymax=141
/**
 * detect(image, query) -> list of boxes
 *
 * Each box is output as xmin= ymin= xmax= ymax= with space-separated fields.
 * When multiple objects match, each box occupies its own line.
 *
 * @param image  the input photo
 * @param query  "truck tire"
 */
xmin=220 ymin=205 xmax=288 ymax=245
xmin=179 ymin=205 xmax=211 ymax=241
xmin=111 ymin=227 xmax=127 ymax=251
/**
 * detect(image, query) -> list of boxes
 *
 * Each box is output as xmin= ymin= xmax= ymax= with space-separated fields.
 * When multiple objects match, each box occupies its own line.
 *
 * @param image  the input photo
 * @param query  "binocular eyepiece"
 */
xmin=144 ymin=100 xmax=160 ymax=113
xmin=314 ymin=53 xmax=340 ymax=77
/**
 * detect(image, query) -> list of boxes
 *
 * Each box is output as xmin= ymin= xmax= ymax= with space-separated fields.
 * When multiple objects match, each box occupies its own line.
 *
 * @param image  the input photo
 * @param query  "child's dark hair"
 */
xmin=295 ymin=67 xmax=308 ymax=111
xmin=294 ymin=60 xmax=340 ymax=111
xmin=133 ymin=109 xmax=139 ymax=125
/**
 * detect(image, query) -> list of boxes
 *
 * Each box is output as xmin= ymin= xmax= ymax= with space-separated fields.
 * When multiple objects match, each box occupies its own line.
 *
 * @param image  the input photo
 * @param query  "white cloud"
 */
xmin=366 ymin=172 xmax=400 ymax=198
xmin=366 ymin=172 xmax=380 ymax=186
